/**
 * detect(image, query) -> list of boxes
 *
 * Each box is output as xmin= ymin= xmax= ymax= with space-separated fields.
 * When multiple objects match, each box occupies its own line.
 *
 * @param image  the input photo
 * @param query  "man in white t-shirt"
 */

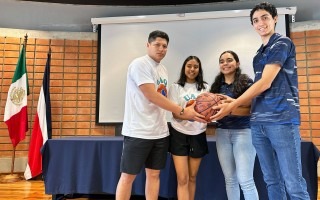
xmin=116 ymin=30 xmax=206 ymax=200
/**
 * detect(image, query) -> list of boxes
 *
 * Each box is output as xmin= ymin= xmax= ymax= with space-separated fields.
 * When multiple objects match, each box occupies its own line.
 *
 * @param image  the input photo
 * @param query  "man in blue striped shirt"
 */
xmin=211 ymin=2 xmax=310 ymax=199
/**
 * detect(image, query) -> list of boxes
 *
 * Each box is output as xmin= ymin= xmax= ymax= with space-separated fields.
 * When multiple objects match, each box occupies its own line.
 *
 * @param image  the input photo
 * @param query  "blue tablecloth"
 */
xmin=42 ymin=136 xmax=319 ymax=200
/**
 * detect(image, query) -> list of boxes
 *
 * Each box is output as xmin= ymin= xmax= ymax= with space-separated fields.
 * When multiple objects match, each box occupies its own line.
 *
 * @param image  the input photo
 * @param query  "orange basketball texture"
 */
xmin=195 ymin=92 xmax=221 ymax=122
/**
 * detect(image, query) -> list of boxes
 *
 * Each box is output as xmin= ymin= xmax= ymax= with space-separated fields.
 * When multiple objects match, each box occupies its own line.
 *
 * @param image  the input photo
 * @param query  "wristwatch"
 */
xmin=179 ymin=107 xmax=184 ymax=115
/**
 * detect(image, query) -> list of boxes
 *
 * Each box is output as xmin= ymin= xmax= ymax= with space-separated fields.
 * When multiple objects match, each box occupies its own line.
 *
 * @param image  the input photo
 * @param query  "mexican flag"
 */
xmin=4 ymin=44 xmax=29 ymax=148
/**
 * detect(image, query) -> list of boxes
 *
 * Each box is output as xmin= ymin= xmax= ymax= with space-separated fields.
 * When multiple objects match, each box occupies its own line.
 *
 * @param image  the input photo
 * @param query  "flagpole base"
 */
xmin=0 ymin=173 xmax=23 ymax=183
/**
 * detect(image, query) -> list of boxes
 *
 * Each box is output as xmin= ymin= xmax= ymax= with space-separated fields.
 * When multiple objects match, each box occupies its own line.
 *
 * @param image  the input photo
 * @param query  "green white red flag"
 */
xmin=4 ymin=44 xmax=29 ymax=148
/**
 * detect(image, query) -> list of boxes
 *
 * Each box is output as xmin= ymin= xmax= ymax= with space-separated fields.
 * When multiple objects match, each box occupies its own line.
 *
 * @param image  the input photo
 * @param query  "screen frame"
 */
xmin=94 ymin=8 xmax=295 ymax=125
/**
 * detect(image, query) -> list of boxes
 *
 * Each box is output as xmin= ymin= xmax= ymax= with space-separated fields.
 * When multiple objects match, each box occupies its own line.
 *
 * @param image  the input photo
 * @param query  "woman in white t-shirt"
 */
xmin=168 ymin=55 xmax=209 ymax=200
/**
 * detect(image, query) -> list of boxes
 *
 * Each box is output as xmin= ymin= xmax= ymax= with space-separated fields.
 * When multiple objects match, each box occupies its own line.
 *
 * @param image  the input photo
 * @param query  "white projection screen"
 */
xmin=92 ymin=7 xmax=296 ymax=124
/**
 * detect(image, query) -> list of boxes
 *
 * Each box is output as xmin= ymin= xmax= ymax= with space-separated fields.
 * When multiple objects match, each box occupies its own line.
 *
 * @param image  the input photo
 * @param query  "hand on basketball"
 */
xmin=184 ymin=102 xmax=207 ymax=123
xmin=210 ymin=102 xmax=234 ymax=121
xmin=216 ymin=94 xmax=235 ymax=104
xmin=194 ymin=92 xmax=222 ymax=123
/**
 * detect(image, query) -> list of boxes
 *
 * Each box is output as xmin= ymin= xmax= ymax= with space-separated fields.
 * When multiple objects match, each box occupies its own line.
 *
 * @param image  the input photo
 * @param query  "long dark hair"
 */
xmin=177 ymin=55 xmax=207 ymax=91
xmin=210 ymin=51 xmax=251 ymax=98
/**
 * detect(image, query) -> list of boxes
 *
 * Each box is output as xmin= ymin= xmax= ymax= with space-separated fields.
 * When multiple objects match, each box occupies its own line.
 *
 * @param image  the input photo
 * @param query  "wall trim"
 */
xmin=290 ymin=20 xmax=320 ymax=32
xmin=0 ymin=28 xmax=97 ymax=40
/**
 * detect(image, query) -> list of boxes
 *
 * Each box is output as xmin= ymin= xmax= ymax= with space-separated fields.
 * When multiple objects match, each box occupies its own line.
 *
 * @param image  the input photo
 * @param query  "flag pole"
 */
xmin=10 ymin=34 xmax=28 ymax=175
xmin=10 ymin=148 xmax=16 ymax=175
xmin=0 ymin=34 xmax=28 ymax=183
xmin=24 ymin=44 xmax=52 ymax=180
xmin=24 ymin=34 xmax=28 ymax=50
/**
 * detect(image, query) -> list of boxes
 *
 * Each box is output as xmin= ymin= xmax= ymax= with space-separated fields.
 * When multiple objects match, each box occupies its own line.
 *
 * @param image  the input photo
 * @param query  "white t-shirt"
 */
xmin=122 ymin=55 xmax=169 ymax=139
xmin=168 ymin=82 xmax=209 ymax=135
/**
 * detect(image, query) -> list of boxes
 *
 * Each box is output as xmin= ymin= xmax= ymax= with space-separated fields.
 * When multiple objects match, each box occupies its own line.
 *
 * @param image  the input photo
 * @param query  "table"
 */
xmin=42 ymin=136 xmax=319 ymax=200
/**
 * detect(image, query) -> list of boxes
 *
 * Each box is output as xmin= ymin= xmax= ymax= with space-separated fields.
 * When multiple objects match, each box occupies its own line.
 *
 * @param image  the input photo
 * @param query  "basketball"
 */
xmin=195 ymin=92 xmax=221 ymax=122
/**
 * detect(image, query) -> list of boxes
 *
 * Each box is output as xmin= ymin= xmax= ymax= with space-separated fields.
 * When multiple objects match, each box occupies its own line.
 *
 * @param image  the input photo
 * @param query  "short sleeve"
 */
xmin=129 ymin=59 xmax=154 ymax=87
xmin=266 ymin=38 xmax=292 ymax=67
xmin=168 ymin=83 xmax=179 ymax=104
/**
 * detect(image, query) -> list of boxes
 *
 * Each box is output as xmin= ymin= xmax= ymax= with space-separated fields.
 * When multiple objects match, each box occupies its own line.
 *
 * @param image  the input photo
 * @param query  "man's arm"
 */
xmin=139 ymin=83 xmax=206 ymax=122
xmin=211 ymin=63 xmax=281 ymax=120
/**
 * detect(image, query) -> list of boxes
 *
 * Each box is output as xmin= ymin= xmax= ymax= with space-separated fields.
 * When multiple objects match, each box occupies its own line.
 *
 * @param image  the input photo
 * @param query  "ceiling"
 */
xmin=21 ymin=0 xmax=236 ymax=6
xmin=0 ymin=0 xmax=319 ymax=32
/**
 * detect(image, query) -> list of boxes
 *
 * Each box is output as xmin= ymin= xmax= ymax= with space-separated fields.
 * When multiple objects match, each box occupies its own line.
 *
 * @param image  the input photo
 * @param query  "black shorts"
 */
xmin=120 ymin=136 xmax=169 ymax=175
xmin=169 ymin=126 xmax=208 ymax=158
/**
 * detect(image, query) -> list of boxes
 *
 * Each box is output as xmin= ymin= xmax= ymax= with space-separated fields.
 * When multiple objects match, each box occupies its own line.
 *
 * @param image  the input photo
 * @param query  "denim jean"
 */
xmin=251 ymin=124 xmax=310 ymax=200
xmin=216 ymin=128 xmax=259 ymax=200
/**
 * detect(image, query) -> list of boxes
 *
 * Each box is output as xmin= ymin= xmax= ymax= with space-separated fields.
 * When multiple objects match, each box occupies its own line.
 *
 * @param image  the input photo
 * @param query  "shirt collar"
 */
xmin=146 ymin=54 xmax=160 ymax=65
xmin=258 ymin=33 xmax=280 ymax=53
xmin=221 ymin=77 xmax=233 ymax=86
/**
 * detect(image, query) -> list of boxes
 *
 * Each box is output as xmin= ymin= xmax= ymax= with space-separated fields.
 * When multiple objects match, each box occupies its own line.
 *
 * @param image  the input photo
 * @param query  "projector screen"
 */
xmin=92 ymin=7 xmax=295 ymax=124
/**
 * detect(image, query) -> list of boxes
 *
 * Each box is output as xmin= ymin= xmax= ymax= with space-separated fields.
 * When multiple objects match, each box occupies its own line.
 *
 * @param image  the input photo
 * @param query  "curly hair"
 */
xmin=250 ymin=2 xmax=278 ymax=25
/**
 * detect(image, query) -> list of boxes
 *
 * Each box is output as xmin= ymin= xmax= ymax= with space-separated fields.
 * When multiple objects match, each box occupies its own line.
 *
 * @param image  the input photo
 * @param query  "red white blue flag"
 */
xmin=24 ymin=51 xmax=52 ymax=180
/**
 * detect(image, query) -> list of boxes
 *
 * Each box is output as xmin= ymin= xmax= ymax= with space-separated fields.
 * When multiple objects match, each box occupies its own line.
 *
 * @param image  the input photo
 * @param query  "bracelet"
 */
xmin=179 ymin=107 xmax=184 ymax=115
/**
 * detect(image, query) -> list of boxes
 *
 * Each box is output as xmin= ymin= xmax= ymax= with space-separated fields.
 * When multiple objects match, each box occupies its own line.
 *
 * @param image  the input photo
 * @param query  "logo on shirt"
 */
xmin=157 ymin=77 xmax=168 ymax=97
xmin=184 ymin=94 xmax=196 ymax=107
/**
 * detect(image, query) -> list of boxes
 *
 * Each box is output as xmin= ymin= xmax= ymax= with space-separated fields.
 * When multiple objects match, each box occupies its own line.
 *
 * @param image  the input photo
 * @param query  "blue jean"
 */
xmin=251 ymin=124 xmax=310 ymax=200
xmin=216 ymin=128 xmax=259 ymax=200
